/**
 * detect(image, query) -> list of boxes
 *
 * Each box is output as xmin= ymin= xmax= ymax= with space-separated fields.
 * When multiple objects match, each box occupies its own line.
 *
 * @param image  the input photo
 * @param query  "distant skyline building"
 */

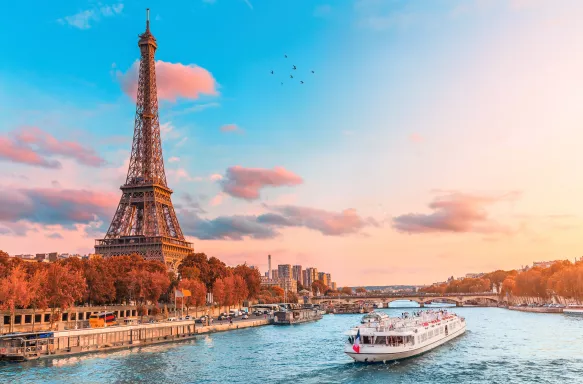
xmin=318 ymin=272 xmax=329 ymax=287
xmin=272 ymin=269 xmax=279 ymax=280
xmin=268 ymin=254 xmax=272 ymax=279
xmin=301 ymin=270 xmax=309 ymax=287
xmin=292 ymin=265 xmax=302 ymax=283
xmin=278 ymin=278 xmax=297 ymax=293
xmin=306 ymin=267 xmax=318 ymax=288
xmin=278 ymin=264 xmax=292 ymax=279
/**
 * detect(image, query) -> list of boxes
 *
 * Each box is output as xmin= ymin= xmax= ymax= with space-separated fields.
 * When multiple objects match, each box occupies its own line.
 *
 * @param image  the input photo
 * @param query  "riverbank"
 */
xmin=0 ymin=318 xmax=271 ymax=362
xmin=509 ymin=306 xmax=563 ymax=313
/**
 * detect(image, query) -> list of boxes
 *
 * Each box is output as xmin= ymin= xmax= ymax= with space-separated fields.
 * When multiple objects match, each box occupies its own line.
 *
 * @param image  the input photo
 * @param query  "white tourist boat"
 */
xmin=564 ymin=304 xmax=583 ymax=316
xmin=344 ymin=310 xmax=466 ymax=363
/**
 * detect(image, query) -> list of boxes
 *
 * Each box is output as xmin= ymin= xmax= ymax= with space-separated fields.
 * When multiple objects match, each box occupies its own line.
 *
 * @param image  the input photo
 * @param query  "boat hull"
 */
xmin=564 ymin=309 xmax=583 ymax=316
xmin=345 ymin=322 xmax=466 ymax=363
xmin=273 ymin=315 xmax=323 ymax=325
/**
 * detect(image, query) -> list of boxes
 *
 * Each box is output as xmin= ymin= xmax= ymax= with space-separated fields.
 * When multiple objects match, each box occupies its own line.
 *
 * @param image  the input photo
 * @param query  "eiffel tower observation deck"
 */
xmin=96 ymin=9 xmax=193 ymax=269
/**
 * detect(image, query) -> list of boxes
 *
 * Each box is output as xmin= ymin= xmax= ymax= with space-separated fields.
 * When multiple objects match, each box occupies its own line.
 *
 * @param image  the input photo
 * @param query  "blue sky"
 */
xmin=3 ymin=0 xmax=583 ymax=285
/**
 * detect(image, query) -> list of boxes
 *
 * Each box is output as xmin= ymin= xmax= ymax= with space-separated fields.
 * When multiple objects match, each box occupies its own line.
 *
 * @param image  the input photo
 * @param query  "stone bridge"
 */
xmin=311 ymin=292 xmax=500 ymax=307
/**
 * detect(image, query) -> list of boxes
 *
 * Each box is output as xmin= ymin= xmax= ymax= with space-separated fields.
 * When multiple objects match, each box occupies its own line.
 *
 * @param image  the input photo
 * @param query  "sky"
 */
xmin=2 ymin=0 xmax=583 ymax=286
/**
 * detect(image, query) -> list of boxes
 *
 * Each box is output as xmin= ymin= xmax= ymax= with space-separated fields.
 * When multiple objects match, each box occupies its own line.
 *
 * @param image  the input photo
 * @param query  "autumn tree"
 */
xmin=38 ymin=263 xmax=86 ymax=329
xmin=256 ymin=286 xmax=285 ymax=304
xmin=208 ymin=257 xmax=229 ymax=291
xmin=0 ymin=266 xmax=31 ymax=332
xmin=180 ymin=266 xmax=201 ymax=281
xmin=232 ymin=275 xmax=249 ymax=308
xmin=355 ymin=287 xmax=367 ymax=294
xmin=484 ymin=270 xmax=511 ymax=292
xmin=515 ymin=268 xmax=547 ymax=298
xmin=107 ymin=255 xmax=145 ymax=303
xmin=179 ymin=253 xmax=211 ymax=288
xmin=213 ymin=278 xmax=226 ymax=312
xmin=128 ymin=268 xmax=170 ymax=305
xmin=179 ymin=279 xmax=207 ymax=316
xmin=84 ymin=258 xmax=116 ymax=305
xmin=312 ymin=280 xmax=327 ymax=296
xmin=233 ymin=264 xmax=261 ymax=299
xmin=0 ymin=250 xmax=11 ymax=279
xmin=500 ymin=277 xmax=516 ymax=298
xmin=340 ymin=287 xmax=353 ymax=295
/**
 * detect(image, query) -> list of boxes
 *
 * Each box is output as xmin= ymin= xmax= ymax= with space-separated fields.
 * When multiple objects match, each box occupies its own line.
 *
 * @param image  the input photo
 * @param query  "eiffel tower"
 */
xmin=95 ymin=10 xmax=193 ymax=268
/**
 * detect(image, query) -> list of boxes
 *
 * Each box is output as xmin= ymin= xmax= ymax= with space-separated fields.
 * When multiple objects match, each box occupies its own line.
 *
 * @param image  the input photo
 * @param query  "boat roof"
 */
xmin=361 ymin=311 xmax=390 ymax=320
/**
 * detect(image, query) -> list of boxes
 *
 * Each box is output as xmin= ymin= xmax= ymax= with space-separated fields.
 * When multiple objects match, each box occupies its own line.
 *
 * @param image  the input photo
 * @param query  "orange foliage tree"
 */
xmin=179 ymin=279 xmax=207 ymax=316
xmin=0 ymin=266 xmax=31 ymax=332
xmin=39 ymin=263 xmax=86 ymax=329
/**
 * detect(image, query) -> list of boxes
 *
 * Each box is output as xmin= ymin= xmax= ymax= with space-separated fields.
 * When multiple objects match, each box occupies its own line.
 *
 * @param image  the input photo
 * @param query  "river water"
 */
xmin=1 ymin=304 xmax=582 ymax=384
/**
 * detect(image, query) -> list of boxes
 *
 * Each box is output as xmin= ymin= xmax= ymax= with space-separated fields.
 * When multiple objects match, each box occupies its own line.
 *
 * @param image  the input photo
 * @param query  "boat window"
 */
xmin=374 ymin=336 xmax=387 ymax=345
xmin=362 ymin=336 xmax=372 ymax=344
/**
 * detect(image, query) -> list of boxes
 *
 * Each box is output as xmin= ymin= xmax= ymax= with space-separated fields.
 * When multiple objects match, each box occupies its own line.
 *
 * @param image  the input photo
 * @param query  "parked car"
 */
xmin=242 ymin=314 xmax=249 ymax=320
xmin=218 ymin=313 xmax=228 ymax=321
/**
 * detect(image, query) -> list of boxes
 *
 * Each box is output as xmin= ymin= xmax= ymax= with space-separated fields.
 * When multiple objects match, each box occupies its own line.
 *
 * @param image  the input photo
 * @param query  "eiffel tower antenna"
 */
xmin=95 ymin=10 xmax=193 ymax=269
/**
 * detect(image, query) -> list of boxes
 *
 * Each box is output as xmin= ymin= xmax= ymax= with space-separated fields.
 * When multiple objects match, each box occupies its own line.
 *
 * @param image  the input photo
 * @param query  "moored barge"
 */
xmin=0 ymin=319 xmax=198 ymax=362
xmin=273 ymin=308 xmax=322 ymax=325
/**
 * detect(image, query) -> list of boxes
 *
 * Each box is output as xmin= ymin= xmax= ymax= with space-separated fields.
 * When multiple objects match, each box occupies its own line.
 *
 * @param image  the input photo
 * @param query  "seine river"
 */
xmin=1 ymin=304 xmax=583 ymax=383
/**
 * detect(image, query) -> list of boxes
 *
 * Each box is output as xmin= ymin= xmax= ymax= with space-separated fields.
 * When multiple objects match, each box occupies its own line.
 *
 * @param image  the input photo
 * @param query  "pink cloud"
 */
xmin=392 ymin=192 xmax=520 ymax=234
xmin=0 ymin=187 xmax=118 ymax=228
xmin=260 ymin=205 xmax=380 ymax=236
xmin=210 ymin=193 xmax=226 ymax=207
xmin=221 ymin=166 xmax=303 ymax=200
xmin=118 ymin=60 xmax=218 ymax=102
xmin=0 ymin=127 xmax=105 ymax=168
xmin=220 ymin=124 xmax=243 ymax=134
xmin=409 ymin=132 xmax=424 ymax=143
xmin=0 ymin=137 xmax=59 ymax=168
xmin=180 ymin=204 xmax=378 ymax=240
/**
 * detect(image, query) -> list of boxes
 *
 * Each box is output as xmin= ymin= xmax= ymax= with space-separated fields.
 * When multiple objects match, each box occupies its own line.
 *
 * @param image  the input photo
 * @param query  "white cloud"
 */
xmin=210 ymin=173 xmax=223 ymax=181
xmin=168 ymin=157 xmax=180 ymax=163
xmin=58 ymin=3 xmax=124 ymax=29
xmin=175 ymin=137 xmax=188 ymax=147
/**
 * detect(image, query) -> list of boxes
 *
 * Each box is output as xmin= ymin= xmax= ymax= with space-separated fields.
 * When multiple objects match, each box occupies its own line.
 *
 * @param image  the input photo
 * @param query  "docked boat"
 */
xmin=273 ymin=308 xmax=322 ymax=325
xmin=564 ymin=304 xmax=583 ymax=316
xmin=344 ymin=310 xmax=466 ymax=363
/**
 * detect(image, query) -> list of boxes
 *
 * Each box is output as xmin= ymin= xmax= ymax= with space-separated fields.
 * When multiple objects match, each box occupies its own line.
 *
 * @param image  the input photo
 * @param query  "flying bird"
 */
xmin=292 ymin=65 xmax=297 ymax=70
xmin=281 ymin=82 xmax=283 ymax=85
xmin=311 ymin=70 xmax=315 ymax=74
xmin=270 ymin=70 xmax=274 ymax=74
xmin=300 ymin=81 xmax=304 ymax=84
xmin=290 ymin=74 xmax=293 ymax=79
xmin=284 ymin=54 xmax=288 ymax=58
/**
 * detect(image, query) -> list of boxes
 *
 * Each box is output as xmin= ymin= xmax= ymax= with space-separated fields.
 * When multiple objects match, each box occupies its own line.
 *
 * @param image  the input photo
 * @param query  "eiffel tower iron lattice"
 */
xmin=95 ymin=10 xmax=193 ymax=268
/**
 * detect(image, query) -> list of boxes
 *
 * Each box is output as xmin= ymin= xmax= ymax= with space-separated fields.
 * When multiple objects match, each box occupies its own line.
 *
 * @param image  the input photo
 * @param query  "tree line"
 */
xmin=0 ymin=251 xmax=285 ymax=330
xmin=420 ymin=259 xmax=583 ymax=301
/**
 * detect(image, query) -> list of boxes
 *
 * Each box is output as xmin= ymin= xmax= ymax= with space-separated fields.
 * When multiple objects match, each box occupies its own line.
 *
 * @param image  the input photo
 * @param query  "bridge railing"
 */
xmin=313 ymin=292 xmax=497 ymax=300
